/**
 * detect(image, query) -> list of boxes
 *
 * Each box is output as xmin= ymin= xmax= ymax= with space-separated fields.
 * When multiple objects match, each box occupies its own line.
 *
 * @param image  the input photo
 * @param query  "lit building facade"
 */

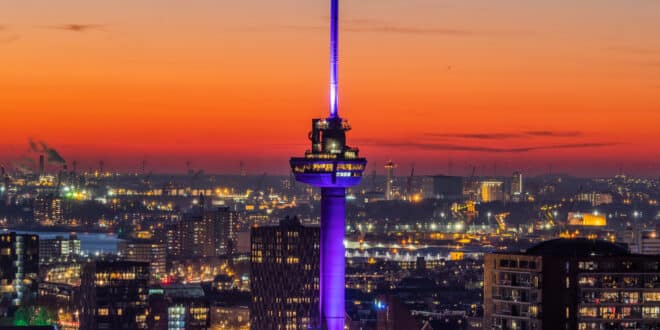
xmin=79 ymin=261 xmax=150 ymax=329
xmin=39 ymin=234 xmax=81 ymax=264
xmin=484 ymin=239 xmax=660 ymax=330
xmin=0 ymin=232 xmax=39 ymax=308
xmin=385 ymin=161 xmax=396 ymax=201
xmin=480 ymin=180 xmax=504 ymax=202
xmin=177 ymin=203 xmax=237 ymax=258
xmin=576 ymin=192 xmax=614 ymax=206
xmin=34 ymin=193 xmax=63 ymax=225
xmin=118 ymin=239 xmax=167 ymax=281
xmin=250 ymin=217 xmax=320 ymax=330
xmin=511 ymin=172 xmax=523 ymax=201
xmin=147 ymin=284 xmax=210 ymax=330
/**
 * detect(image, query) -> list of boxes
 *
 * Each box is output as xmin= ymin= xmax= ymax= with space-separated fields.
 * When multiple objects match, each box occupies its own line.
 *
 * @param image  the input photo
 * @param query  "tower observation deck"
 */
xmin=289 ymin=1 xmax=366 ymax=329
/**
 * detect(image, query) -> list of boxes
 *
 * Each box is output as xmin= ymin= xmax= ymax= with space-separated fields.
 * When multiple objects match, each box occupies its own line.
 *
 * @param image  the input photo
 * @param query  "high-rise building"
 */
xmin=431 ymin=175 xmax=464 ymax=200
xmin=79 ymin=261 xmax=150 ymax=329
xmin=147 ymin=284 xmax=210 ymax=330
xmin=250 ymin=217 xmax=320 ymax=330
xmin=385 ymin=160 xmax=396 ymax=200
xmin=39 ymin=154 xmax=45 ymax=177
xmin=288 ymin=1 xmax=366 ymax=329
xmin=483 ymin=239 xmax=660 ymax=330
xmin=178 ymin=203 xmax=237 ymax=259
xmin=118 ymin=239 xmax=167 ymax=281
xmin=34 ymin=193 xmax=63 ymax=225
xmin=511 ymin=172 xmax=523 ymax=201
xmin=480 ymin=180 xmax=504 ymax=202
xmin=0 ymin=233 xmax=39 ymax=308
xmin=39 ymin=234 xmax=81 ymax=264
xmin=214 ymin=206 xmax=237 ymax=257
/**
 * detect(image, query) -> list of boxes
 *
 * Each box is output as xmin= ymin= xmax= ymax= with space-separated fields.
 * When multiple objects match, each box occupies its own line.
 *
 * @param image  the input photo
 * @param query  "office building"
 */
xmin=118 ymin=239 xmax=167 ymax=281
xmin=178 ymin=202 xmax=236 ymax=258
xmin=147 ymin=284 xmax=210 ymax=330
xmin=79 ymin=261 xmax=150 ymax=329
xmin=250 ymin=217 xmax=320 ymax=330
xmin=511 ymin=172 xmax=523 ymax=201
xmin=39 ymin=234 xmax=81 ymax=263
xmin=484 ymin=239 xmax=660 ymax=330
xmin=625 ymin=227 xmax=660 ymax=255
xmin=33 ymin=194 xmax=63 ymax=226
xmin=0 ymin=232 xmax=39 ymax=308
xmin=576 ymin=192 xmax=614 ymax=206
xmin=385 ymin=160 xmax=396 ymax=200
xmin=480 ymin=180 xmax=504 ymax=202
xmin=431 ymin=175 xmax=464 ymax=200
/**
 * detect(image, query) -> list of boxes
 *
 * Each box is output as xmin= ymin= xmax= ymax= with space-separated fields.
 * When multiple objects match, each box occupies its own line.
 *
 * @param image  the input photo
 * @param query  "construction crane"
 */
xmin=406 ymin=163 xmax=415 ymax=199
xmin=451 ymin=201 xmax=478 ymax=224
xmin=537 ymin=204 xmax=561 ymax=230
xmin=494 ymin=212 xmax=509 ymax=232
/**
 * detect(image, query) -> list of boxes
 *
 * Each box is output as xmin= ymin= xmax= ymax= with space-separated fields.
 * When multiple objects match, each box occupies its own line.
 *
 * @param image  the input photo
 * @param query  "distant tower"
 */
xmin=38 ymin=155 xmax=45 ymax=177
xmin=289 ymin=0 xmax=367 ymax=328
xmin=385 ymin=160 xmax=396 ymax=200
xmin=511 ymin=171 xmax=523 ymax=201
xmin=239 ymin=161 xmax=246 ymax=176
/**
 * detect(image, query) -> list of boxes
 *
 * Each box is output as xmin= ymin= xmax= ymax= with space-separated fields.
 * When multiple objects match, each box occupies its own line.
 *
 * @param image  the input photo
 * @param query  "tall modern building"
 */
xmin=511 ymin=172 xmax=523 ymax=201
xmin=250 ymin=217 xmax=320 ymax=329
xmin=384 ymin=160 xmax=396 ymax=200
xmin=118 ymin=239 xmax=167 ymax=281
xmin=289 ymin=0 xmax=367 ymax=329
xmin=0 ymin=233 xmax=39 ymax=308
xmin=177 ymin=200 xmax=236 ymax=258
xmin=34 ymin=193 xmax=63 ymax=225
xmin=79 ymin=261 xmax=150 ymax=329
xmin=484 ymin=239 xmax=660 ymax=330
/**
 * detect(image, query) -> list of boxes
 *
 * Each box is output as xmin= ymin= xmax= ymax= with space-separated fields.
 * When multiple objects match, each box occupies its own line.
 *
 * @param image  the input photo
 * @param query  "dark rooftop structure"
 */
xmin=524 ymin=238 xmax=630 ymax=257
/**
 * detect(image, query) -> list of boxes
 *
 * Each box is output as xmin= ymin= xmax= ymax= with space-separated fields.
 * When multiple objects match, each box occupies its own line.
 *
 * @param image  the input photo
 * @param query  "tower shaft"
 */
xmin=320 ymin=187 xmax=346 ymax=330
xmin=329 ymin=0 xmax=339 ymax=118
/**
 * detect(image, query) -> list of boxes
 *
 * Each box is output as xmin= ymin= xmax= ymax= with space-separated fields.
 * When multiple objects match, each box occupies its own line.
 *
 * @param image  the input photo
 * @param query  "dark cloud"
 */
xmin=357 ymin=138 xmax=615 ymax=153
xmin=524 ymin=131 xmax=582 ymax=137
xmin=344 ymin=24 xmax=472 ymax=36
xmin=428 ymin=133 xmax=521 ymax=140
xmin=426 ymin=131 xmax=583 ymax=140
xmin=47 ymin=24 xmax=104 ymax=32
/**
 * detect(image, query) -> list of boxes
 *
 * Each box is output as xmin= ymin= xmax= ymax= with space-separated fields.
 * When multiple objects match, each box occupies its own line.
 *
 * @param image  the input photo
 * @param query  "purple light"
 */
xmin=321 ymin=187 xmax=345 ymax=330
xmin=329 ymin=0 xmax=339 ymax=118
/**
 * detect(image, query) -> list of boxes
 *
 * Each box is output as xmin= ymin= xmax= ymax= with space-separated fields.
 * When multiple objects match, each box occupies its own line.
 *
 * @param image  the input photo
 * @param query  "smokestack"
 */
xmin=39 ymin=155 xmax=45 ymax=177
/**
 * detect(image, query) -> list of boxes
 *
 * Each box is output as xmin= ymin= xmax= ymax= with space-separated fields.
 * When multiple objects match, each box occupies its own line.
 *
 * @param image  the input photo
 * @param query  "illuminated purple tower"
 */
xmin=290 ymin=1 xmax=366 ymax=329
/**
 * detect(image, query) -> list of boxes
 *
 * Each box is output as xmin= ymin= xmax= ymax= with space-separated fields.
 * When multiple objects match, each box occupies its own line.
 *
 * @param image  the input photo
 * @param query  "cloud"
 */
xmin=46 ymin=24 xmax=104 ymax=32
xmin=428 ymin=133 xmax=521 ymax=140
xmin=524 ymin=131 xmax=582 ymax=137
xmin=357 ymin=138 xmax=616 ymax=153
xmin=426 ymin=131 xmax=583 ymax=140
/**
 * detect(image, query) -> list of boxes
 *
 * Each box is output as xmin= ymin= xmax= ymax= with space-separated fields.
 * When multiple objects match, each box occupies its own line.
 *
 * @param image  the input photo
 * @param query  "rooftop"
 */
xmin=525 ymin=238 xmax=629 ymax=257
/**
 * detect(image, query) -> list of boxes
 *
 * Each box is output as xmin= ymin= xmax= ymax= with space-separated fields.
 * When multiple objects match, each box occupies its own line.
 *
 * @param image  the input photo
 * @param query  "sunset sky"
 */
xmin=1 ymin=0 xmax=659 ymax=176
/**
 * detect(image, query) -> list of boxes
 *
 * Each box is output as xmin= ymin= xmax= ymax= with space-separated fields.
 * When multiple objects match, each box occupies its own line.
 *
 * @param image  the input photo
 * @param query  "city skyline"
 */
xmin=2 ymin=0 xmax=660 ymax=176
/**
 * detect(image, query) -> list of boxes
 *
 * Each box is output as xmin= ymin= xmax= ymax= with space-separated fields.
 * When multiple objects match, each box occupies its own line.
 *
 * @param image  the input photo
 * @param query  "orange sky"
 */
xmin=1 ymin=0 xmax=659 ymax=176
